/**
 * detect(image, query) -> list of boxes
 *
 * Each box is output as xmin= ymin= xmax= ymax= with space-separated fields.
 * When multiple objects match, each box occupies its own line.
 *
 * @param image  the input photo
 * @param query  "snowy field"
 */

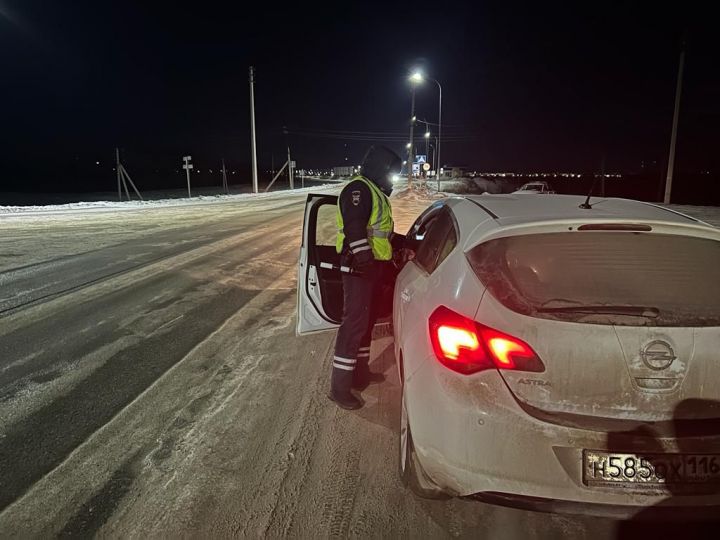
xmin=0 ymin=184 xmax=340 ymax=216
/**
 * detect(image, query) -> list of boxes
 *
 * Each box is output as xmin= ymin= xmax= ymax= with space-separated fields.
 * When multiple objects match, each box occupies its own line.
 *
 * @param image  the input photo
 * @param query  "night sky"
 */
xmin=0 ymin=1 xmax=716 ymax=192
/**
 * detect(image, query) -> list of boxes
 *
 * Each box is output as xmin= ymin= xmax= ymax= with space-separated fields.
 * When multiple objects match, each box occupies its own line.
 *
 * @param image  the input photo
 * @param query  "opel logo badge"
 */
xmin=640 ymin=340 xmax=676 ymax=371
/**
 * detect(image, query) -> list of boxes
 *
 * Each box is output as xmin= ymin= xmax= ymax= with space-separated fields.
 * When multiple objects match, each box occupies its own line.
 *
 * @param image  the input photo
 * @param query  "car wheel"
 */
xmin=399 ymin=382 xmax=448 ymax=499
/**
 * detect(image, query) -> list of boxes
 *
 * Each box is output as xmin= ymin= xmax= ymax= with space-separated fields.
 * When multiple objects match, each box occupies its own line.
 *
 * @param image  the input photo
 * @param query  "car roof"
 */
xmin=461 ymin=194 xmax=708 ymax=227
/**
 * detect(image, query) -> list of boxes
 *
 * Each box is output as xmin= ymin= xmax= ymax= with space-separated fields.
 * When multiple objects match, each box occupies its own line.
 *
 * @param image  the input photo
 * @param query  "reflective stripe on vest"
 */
xmin=336 ymin=176 xmax=394 ymax=261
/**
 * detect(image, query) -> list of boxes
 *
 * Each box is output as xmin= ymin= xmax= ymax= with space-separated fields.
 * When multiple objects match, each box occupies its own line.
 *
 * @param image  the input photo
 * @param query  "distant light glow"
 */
xmin=410 ymin=72 xmax=423 ymax=83
xmin=424 ymin=132 xmax=430 ymax=138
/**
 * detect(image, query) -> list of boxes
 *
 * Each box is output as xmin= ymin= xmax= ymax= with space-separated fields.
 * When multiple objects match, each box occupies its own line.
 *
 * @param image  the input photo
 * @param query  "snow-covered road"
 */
xmin=0 ymin=191 xmax=717 ymax=538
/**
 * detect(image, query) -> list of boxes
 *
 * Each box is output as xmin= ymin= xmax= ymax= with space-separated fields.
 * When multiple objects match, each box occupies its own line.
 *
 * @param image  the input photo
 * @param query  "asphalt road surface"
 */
xmin=0 ymin=192 xmax=716 ymax=538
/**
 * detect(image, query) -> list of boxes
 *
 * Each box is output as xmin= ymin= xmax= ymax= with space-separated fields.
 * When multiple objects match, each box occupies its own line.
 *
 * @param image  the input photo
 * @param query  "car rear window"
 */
xmin=467 ymin=232 xmax=720 ymax=326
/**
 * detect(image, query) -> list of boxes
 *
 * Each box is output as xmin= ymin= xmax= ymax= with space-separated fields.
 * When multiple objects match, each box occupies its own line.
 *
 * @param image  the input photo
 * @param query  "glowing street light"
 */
xmin=424 ymin=132 xmax=430 ymax=138
xmin=406 ymin=142 xmax=411 ymax=149
xmin=410 ymin=72 xmax=423 ymax=83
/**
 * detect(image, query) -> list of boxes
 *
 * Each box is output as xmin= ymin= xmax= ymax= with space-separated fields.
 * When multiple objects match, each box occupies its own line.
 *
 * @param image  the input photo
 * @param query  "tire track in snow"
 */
xmin=0 ymin=204 xmax=300 ymax=317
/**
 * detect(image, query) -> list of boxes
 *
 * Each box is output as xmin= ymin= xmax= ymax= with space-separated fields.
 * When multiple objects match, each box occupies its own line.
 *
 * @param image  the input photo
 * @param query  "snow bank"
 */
xmin=390 ymin=186 xmax=444 ymax=202
xmin=390 ymin=177 xmax=505 ymax=201
xmin=0 ymin=184 xmax=341 ymax=217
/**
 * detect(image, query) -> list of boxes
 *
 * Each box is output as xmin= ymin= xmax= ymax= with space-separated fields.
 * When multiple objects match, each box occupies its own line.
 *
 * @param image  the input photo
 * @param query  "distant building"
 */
xmin=333 ymin=166 xmax=355 ymax=177
xmin=443 ymin=166 xmax=467 ymax=178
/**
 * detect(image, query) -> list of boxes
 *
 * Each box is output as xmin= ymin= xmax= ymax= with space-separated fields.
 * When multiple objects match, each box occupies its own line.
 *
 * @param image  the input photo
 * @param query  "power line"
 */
xmin=285 ymin=125 xmax=479 ymax=136
xmin=285 ymin=129 xmax=481 ymax=142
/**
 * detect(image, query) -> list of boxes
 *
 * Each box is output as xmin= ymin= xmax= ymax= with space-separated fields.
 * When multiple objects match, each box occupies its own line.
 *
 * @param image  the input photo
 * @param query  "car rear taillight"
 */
xmin=429 ymin=306 xmax=545 ymax=375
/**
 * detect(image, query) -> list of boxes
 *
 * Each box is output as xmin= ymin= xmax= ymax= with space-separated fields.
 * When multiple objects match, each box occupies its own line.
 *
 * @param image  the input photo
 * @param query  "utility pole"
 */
xmin=117 ymin=148 xmax=122 ymax=201
xmin=436 ymin=81 xmax=442 ymax=193
xmin=287 ymin=147 xmax=296 ymax=189
xmin=183 ymin=155 xmax=193 ymax=198
xmin=429 ymin=143 xmax=436 ymax=176
xmin=424 ymin=127 xmax=430 ymax=179
xmin=664 ymin=43 xmax=685 ymax=204
xmin=115 ymin=147 xmax=142 ymax=201
xmin=407 ymin=87 xmax=416 ymax=188
xmin=249 ymin=66 xmax=259 ymax=194
xmin=221 ymin=158 xmax=229 ymax=194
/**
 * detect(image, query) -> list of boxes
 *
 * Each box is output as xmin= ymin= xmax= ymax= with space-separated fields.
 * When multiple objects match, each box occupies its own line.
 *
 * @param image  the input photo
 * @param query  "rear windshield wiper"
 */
xmin=536 ymin=305 xmax=660 ymax=318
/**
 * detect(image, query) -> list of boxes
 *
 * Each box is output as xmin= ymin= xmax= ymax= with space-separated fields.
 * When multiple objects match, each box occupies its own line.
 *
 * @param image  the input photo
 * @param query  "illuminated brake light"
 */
xmin=437 ymin=326 xmax=480 ymax=360
xmin=429 ymin=306 xmax=545 ymax=375
xmin=487 ymin=337 xmax=529 ymax=368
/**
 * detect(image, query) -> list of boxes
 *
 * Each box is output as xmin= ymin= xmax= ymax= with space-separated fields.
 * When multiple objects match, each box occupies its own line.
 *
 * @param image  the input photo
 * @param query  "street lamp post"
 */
xmin=407 ymin=83 xmax=419 ymax=188
xmin=409 ymin=71 xmax=442 ymax=192
xmin=432 ymin=78 xmax=443 ymax=193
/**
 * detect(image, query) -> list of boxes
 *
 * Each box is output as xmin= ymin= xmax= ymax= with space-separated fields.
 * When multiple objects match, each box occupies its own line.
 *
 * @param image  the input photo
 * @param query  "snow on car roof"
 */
xmin=464 ymin=194 xmax=708 ymax=227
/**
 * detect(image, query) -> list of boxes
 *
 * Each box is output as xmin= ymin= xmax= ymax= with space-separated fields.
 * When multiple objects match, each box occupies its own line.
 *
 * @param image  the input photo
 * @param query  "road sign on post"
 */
xmin=183 ymin=155 xmax=193 ymax=198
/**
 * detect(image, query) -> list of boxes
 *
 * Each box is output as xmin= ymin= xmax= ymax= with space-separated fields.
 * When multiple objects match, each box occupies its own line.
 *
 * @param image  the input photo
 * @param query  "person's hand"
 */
xmin=402 ymin=248 xmax=416 ymax=262
xmin=391 ymin=247 xmax=415 ymax=271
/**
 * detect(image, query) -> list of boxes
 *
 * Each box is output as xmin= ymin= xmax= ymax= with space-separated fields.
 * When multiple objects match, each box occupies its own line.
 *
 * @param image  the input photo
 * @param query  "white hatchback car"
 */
xmin=297 ymin=193 xmax=720 ymax=514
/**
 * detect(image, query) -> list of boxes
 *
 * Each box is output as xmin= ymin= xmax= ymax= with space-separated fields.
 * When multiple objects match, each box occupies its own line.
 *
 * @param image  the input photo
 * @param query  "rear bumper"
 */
xmin=469 ymin=491 xmax=720 ymax=521
xmin=405 ymin=357 xmax=720 ymax=509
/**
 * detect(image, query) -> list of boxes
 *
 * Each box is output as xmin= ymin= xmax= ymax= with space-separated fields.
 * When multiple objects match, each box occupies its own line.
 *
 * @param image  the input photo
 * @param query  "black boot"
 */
xmin=329 ymin=367 xmax=362 ymax=410
xmin=353 ymin=372 xmax=385 ymax=390
xmin=352 ymin=364 xmax=386 ymax=390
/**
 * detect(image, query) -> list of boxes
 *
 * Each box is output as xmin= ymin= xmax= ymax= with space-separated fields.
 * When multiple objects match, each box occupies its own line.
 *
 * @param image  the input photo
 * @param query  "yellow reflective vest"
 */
xmin=336 ymin=176 xmax=394 ymax=261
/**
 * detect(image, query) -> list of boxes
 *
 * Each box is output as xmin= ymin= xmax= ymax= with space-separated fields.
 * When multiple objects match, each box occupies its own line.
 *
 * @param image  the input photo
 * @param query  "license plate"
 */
xmin=583 ymin=450 xmax=720 ymax=487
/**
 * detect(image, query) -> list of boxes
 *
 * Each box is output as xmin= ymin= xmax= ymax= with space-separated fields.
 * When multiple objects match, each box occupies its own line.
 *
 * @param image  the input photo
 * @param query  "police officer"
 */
xmin=329 ymin=145 xmax=402 ymax=410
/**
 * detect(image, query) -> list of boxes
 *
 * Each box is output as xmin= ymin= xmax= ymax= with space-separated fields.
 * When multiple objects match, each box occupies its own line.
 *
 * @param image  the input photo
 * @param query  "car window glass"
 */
xmin=408 ymin=203 xmax=443 ymax=240
xmin=467 ymin=232 xmax=720 ymax=327
xmin=436 ymin=222 xmax=458 ymax=268
xmin=315 ymin=203 xmax=337 ymax=246
xmin=415 ymin=210 xmax=453 ymax=273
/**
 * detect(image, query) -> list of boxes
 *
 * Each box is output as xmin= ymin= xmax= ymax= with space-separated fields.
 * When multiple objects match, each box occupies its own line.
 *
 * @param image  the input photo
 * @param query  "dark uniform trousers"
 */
xmin=331 ymin=259 xmax=386 ymax=392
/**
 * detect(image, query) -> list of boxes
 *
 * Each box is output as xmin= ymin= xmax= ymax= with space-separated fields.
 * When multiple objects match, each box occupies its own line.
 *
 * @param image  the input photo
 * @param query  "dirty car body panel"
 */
xmin=394 ymin=194 xmax=720 ymax=510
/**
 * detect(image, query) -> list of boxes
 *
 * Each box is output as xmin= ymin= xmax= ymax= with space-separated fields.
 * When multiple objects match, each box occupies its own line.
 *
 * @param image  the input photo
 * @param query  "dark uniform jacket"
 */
xmin=339 ymin=179 xmax=375 ymax=267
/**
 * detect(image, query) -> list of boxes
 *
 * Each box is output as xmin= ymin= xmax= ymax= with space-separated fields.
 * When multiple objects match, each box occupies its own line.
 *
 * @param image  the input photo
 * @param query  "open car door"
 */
xmin=296 ymin=192 xmax=402 ymax=336
xmin=296 ymin=194 xmax=344 ymax=335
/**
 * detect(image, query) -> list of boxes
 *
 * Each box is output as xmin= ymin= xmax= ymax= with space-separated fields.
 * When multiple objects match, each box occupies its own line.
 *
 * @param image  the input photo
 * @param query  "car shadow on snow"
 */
xmin=353 ymin=340 xmax=401 ymax=435
xmin=613 ymin=398 xmax=720 ymax=539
